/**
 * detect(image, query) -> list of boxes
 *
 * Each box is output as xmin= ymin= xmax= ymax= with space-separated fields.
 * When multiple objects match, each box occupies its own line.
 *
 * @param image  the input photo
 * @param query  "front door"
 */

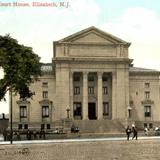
xmin=88 ymin=103 xmax=96 ymax=120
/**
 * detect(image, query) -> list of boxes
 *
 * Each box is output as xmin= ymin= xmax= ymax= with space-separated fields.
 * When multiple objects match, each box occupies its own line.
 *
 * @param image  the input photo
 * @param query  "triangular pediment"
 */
xmin=72 ymin=32 xmax=113 ymax=44
xmin=58 ymin=26 xmax=130 ymax=45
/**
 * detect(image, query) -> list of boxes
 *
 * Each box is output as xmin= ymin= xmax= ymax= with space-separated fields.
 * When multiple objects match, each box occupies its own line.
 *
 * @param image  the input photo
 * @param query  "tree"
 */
xmin=0 ymin=34 xmax=41 ymax=100
xmin=0 ymin=34 xmax=41 ymax=144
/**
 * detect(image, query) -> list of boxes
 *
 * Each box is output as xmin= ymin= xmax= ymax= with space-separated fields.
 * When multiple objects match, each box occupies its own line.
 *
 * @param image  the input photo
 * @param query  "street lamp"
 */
xmin=66 ymin=107 xmax=70 ymax=119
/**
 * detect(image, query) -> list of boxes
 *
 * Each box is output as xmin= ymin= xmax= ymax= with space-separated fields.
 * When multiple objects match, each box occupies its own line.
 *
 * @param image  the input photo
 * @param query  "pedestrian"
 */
xmin=3 ymin=129 xmax=7 ymax=141
xmin=16 ymin=131 xmax=21 ymax=140
xmin=27 ymin=129 xmax=31 ymax=140
xmin=126 ymin=126 xmax=131 ymax=141
xmin=144 ymin=127 xmax=148 ymax=136
xmin=33 ymin=130 xmax=37 ymax=139
xmin=132 ymin=126 xmax=138 ymax=140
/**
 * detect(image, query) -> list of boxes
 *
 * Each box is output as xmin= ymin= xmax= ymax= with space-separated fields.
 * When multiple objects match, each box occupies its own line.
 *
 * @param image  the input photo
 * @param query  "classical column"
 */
xmin=97 ymin=72 xmax=103 ymax=120
xmin=69 ymin=71 xmax=73 ymax=119
xmin=112 ymin=72 xmax=117 ymax=119
xmin=82 ymin=72 xmax=88 ymax=120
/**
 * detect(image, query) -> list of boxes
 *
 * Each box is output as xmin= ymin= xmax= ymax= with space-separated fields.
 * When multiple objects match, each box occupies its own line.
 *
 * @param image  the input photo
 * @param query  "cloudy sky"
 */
xmin=0 ymin=0 xmax=160 ymax=114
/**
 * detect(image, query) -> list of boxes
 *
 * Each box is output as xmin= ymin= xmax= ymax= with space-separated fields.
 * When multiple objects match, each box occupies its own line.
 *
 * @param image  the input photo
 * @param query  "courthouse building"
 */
xmin=11 ymin=26 xmax=160 ymax=133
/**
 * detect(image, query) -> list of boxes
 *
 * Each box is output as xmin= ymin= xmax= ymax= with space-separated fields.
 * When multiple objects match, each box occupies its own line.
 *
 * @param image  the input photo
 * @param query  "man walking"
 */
xmin=126 ymin=126 xmax=131 ymax=141
xmin=132 ymin=126 xmax=138 ymax=140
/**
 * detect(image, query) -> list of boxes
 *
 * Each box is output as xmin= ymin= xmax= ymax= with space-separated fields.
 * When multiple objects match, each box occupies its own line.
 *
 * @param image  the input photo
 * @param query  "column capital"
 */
xmin=83 ymin=71 xmax=88 ymax=78
xmin=70 ymin=71 xmax=74 ymax=75
xmin=97 ymin=72 xmax=103 ymax=77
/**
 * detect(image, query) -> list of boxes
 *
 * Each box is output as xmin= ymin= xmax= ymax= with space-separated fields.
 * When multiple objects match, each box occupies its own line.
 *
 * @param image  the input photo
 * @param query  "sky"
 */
xmin=0 ymin=0 xmax=160 ymax=114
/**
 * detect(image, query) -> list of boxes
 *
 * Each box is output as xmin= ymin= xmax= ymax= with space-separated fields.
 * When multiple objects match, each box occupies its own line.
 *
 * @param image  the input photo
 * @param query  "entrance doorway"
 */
xmin=88 ymin=103 xmax=96 ymax=120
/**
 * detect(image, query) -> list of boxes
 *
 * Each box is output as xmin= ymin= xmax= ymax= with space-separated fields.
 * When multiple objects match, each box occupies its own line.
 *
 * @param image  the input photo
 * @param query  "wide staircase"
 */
xmin=54 ymin=119 xmax=126 ymax=134
xmin=72 ymin=120 xmax=125 ymax=134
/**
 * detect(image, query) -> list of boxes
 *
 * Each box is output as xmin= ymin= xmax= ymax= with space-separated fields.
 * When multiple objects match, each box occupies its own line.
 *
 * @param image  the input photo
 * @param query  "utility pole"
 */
xmin=10 ymin=87 xmax=13 ymax=144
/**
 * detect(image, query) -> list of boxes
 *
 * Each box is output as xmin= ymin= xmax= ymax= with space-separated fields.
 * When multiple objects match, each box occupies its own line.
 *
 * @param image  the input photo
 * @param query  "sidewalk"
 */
xmin=0 ymin=130 xmax=158 ymax=145
xmin=1 ymin=135 xmax=160 ymax=145
xmin=1 ymin=136 xmax=160 ymax=160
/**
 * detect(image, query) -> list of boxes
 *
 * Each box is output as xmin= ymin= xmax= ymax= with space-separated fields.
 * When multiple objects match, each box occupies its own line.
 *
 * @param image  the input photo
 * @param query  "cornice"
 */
xmin=129 ymin=71 xmax=160 ymax=76
xmin=16 ymin=99 xmax=30 ymax=105
xmin=39 ymin=99 xmax=53 ymax=105
xmin=55 ymin=41 xmax=130 ymax=47
xmin=53 ymin=57 xmax=132 ymax=64
xmin=141 ymin=99 xmax=154 ymax=105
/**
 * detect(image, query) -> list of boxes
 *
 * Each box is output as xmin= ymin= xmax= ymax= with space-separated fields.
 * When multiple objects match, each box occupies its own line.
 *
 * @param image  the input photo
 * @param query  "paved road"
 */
xmin=0 ymin=137 xmax=160 ymax=160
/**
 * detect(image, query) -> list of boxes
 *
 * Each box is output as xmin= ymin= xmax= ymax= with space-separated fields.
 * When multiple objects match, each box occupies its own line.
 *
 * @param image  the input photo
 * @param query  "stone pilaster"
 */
xmin=69 ymin=71 xmax=73 ymax=118
xmin=97 ymin=72 xmax=103 ymax=119
xmin=112 ymin=72 xmax=117 ymax=119
xmin=82 ymin=71 xmax=88 ymax=120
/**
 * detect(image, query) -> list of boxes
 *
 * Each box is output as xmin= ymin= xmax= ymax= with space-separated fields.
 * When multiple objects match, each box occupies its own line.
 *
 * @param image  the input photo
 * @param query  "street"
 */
xmin=0 ymin=136 xmax=160 ymax=160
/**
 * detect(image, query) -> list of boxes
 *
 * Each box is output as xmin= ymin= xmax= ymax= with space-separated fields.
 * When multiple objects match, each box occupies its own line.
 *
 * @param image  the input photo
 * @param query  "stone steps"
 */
xmin=72 ymin=120 xmax=125 ymax=133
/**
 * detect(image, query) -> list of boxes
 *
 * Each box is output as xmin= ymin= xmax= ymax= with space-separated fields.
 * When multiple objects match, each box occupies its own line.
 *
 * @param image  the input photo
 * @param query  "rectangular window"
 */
xmin=74 ymin=76 xmax=80 ymax=81
xmin=88 ymin=76 xmax=94 ymax=81
xmin=88 ymin=87 xmax=94 ymax=94
xmin=74 ymin=87 xmax=80 ymax=95
xmin=24 ymin=124 xmax=28 ymax=129
xmin=102 ymin=76 xmax=108 ymax=82
xmin=149 ymin=123 xmax=153 ymax=129
xmin=42 ymin=82 xmax=48 ymax=88
xmin=42 ymin=106 xmax=49 ymax=117
xmin=41 ymin=124 xmax=45 ymax=130
xmin=47 ymin=124 xmax=50 ymax=129
xmin=144 ymin=123 xmax=147 ymax=128
xmin=103 ymin=87 xmax=108 ymax=95
xmin=43 ymin=91 xmax=48 ymax=98
xmin=18 ymin=124 xmax=23 ymax=129
xmin=103 ymin=102 xmax=109 ymax=116
xmin=20 ymin=106 xmax=27 ymax=118
xmin=128 ymin=109 xmax=132 ymax=118
xmin=145 ymin=82 xmax=150 ymax=88
xmin=73 ymin=102 xmax=82 ymax=117
xmin=145 ymin=91 xmax=150 ymax=99
xmin=144 ymin=106 xmax=151 ymax=117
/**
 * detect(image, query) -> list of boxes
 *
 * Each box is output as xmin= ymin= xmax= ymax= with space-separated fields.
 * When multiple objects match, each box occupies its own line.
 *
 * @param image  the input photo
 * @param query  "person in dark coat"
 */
xmin=126 ymin=126 xmax=131 ymax=141
xmin=132 ymin=126 xmax=138 ymax=140
xmin=3 ymin=129 xmax=7 ymax=141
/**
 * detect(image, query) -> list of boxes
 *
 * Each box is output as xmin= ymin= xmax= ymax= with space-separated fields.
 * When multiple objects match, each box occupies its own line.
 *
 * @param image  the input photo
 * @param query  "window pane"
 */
xmin=47 ymin=124 xmax=50 ymax=129
xmin=145 ymin=91 xmax=150 ymax=99
xmin=88 ymin=76 xmax=94 ymax=81
xmin=43 ymin=91 xmax=48 ymax=98
xmin=144 ymin=106 xmax=151 ymax=117
xmin=144 ymin=123 xmax=147 ymax=128
xmin=42 ymin=106 xmax=49 ymax=117
xmin=74 ymin=87 xmax=80 ymax=95
xmin=74 ymin=102 xmax=82 ymax=117
xmin=74 ymin=76 xmax=80 ymax=81
xmin=88 ymin=87 xmax=94 ymax=94
xmin=24 ymin=124 xmax=28 ymax=129
xmin=20 ymin=106 xmax=27 ymax=118
xmin=102 ymin=76 xmax=108 ymax=82
xmin=103 ymin=102 xmax=109 ymax=115
xmin=42 ymin=82 xmax=48 ymax=88
xmin=103 ymin=87 xmax=108 ymax=95
xmin=18 ymin=124 xmax=22 ymax=129
xmin=149 ymin=123 xmax=153 ymax=129
xmin=41 ymin=124 xmax=45 ymax=129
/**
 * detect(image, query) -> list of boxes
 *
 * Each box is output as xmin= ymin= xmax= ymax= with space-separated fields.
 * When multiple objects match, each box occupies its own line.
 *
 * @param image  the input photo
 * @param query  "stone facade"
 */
xmin=11 ymin=27 xmax=160 ymax=132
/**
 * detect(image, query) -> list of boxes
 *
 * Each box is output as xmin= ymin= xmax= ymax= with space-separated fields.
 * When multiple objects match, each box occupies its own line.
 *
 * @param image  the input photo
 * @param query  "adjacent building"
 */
xmin=11 ymin=26 xmax=160 ymax=133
